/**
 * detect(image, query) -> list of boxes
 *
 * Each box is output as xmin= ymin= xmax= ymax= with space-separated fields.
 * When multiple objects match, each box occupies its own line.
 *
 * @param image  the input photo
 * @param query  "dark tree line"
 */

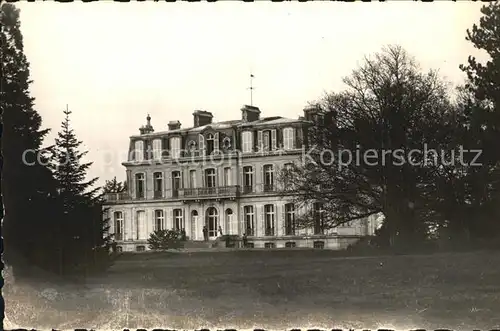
xmin=280 ymin=2 xmax=500 ymax=250
xmin=1 ymin=3 xmax=113 ymax=279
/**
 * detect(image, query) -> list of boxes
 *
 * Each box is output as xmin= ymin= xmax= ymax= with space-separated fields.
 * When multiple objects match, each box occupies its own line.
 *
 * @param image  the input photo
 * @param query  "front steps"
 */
xmin=182 ymin=240 xmax=216 ymax=249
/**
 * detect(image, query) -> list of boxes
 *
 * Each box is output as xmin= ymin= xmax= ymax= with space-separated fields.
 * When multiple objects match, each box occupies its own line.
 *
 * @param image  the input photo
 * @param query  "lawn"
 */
xmin=4 ymin=250 xmax=500 ymax=330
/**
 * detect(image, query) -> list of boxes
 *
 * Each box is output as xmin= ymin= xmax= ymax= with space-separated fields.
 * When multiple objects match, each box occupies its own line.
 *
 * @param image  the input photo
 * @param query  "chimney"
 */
xmin=168 ymin=120 xmax=181 ymax=131
xmin=241 ymin=105 xmax=261 ymax=122
xmin=193 ymin=110 xmax=213 ymax=127
xmin=303 ymin=104 xmax=321 ymax=122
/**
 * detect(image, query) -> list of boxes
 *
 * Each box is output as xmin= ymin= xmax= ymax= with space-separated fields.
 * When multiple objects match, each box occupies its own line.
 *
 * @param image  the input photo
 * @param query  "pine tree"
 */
xmin=53 ymin=106 xmax=100 ymax=208
xmin=103 ymin=176 xmax=126 ymax=194
xmin=51 ymin=106 xmax=109 ymax=275
xmin=1 ymin=3 xmax=61 ymax=275
xmin=459 ymin=1 xmax=500 ymax=241
xmin=461 ymin=1 xmax=500 ymax=109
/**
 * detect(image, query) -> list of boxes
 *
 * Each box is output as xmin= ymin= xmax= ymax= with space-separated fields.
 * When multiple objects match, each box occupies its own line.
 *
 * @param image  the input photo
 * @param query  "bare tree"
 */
xmin=279 ymin=45 xmax=457 ymax=247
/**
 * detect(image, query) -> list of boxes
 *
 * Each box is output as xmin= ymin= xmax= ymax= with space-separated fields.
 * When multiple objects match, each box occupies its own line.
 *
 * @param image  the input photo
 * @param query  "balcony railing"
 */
xmin=104 ymin=182 xmax=281 ymax=203
xmin=263 ymin=183 xmax=276 ymax=192
xmin=104 ymin=192 xmax=131 ymax=201
xmin=114 ymin=233 xmax=123 ymax=241
xmin=180 ymin=185 xmax=239 ymax=199
xmin=265 ymin=227 xmax=275 ymax=236
xmin=240 ymin=184 xmax=278 ymax=195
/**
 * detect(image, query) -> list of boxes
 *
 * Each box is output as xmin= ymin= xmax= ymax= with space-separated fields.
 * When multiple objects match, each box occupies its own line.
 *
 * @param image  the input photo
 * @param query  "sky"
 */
xmin=15 ymin=1 xmax=487 ymax=186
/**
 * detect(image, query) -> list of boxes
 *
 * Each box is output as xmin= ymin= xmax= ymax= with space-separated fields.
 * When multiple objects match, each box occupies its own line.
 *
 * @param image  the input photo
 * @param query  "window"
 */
xmin=153 ymin=172 xmax=163 ymax=198
xmin=313 ymin=241 xmax=325 ymax=249
xmin=285 ymin=242 xmax=296 ymax=248
xmin=135 ymin=173 xmax=145 ymax=199
xmin=223 ymin=167 xmax=231 ymax=186
xmin=263 ymin=131 xmax=270 ymax=151
xmin=263 ymin=164 xmax=274 ymax=191
xmin=172 ymin=171 xmax=181 ymax=197
xmin=283 ymin=127 xmax=295 ymax=150
xmin=116 ymin=246 xmax=123 ymax=252
xmin=145 ymin=140 xmax=152 ymax=160
xmin=155 ymin=210 xmax=164 ymax=231
xmin=170 ymin=137 xmax=181 ymax=159
xmin=205 ymin=168 xmax=216 ymax=188
xmin=241 ymin=131 xmax=253 ymax=153
xmin=244 ymin=206 xmax=255 ymax=236
xmin=265 ymin=242 xmax=275 ymax=249
xmin=152 ymin=139 xmax=162 ymax=159
xmin=136 ymin=245 xmax=146 ymax=252
xmin=206 ymin=133 xmax=215 ymax=155
xmin=206 ymin=207 xmax=218 ymax=237
xmin=313 ymin=202 xmax=324 ymax=235
xmin=264 ymin=204 xmax=275 ymax=236
xmin=136 ymin=210 xmax=146 ymax=240
xmin=174 ymin=209 xmax=184 ymax=231
xmin=243 ymin=166 xmax=253 ymax=193
xmin=134 ymin=140 xmax=144 ymax=161
xmin=198 ymin=134 xmax=205 ymax=156
xmin=189 ymin=170 xmax=197 ymax=188
xmin=188 ymin=140 xmax=196 ymax=153
xmin=246 ymin=243 xmax=255 ymax=248
xmin=114 ymin=211 xmax=124 ymax=241
xmin=285 ymin=203 xmax=295 ymax=235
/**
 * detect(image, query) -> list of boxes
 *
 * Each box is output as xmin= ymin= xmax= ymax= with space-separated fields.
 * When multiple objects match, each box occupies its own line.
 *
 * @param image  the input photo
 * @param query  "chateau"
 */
xmin=103 ymin=105 xmax=379 ymax=251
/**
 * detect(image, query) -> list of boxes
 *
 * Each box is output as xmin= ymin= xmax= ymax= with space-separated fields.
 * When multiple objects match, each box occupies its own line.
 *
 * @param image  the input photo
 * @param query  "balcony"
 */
xmin=104 ymin=192 xmax=132 ymax=202
xmin=242 ymin=185 xmax=253 ymax=194
xmin=240 ymin=184 xmax=278 ymax=195
xmin=265 ymin=227 xmax=275 ymax=236
xmin=179 ymin=185 xmax=240 ymax=200
xmin=263 ymin=183 xmax=276 ymax=192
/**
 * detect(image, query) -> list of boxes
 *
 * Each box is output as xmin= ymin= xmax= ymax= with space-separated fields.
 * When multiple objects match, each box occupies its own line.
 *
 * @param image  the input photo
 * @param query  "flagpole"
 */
xmin=249 ymin=74 xmax=254 ymax=106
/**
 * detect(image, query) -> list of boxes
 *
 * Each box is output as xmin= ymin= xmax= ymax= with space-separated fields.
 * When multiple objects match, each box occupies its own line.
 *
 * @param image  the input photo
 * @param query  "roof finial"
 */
xmin=140 ymin=114 xmax=154 ymax=135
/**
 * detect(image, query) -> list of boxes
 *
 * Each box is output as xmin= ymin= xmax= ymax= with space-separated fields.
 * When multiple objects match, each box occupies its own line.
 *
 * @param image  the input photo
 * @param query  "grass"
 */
xmin=4 ymin=250 xmax=500 ymax=330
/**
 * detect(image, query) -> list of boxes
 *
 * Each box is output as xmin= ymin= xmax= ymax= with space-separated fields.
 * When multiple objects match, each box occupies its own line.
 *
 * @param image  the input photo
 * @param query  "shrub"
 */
xmin=147 ymin=229 xmax=184 ymax=251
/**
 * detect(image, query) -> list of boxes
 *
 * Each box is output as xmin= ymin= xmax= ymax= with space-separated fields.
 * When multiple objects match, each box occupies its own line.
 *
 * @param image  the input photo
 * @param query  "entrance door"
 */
xmin=225 ymin=208 xmax=233 ymax=235
xmin=136 ymin=210 xmax=146 ymax=240
xmin=191 ymin=210 xmax=198 ymax=240
xmin=206 ymin=207 xmax=218 ymax=239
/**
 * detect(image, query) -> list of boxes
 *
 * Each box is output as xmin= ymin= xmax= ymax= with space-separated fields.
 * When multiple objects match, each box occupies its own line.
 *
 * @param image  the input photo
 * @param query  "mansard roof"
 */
xmin=130 ymin=115 xmax=306 ymax=139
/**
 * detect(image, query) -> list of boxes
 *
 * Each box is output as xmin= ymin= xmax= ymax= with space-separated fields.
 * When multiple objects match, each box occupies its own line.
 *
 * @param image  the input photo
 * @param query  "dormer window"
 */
xmin=206 ymin=133 xmax=215 ymax=155
xmin=241 ymin=131 xmax=253 ymax=153
xmin=205 ymin=132 xmax=219 ymax=155
xmin=283 ymin=127 xmax=295 ymax=150
xmin=152 ymin=139 xmax=162 ymax=160
xmin=134 ymin=140 xmax=144 ymax=162
xmin=263 ymin=131 xmax=270 ymax=151
xmin=188 ymin=140 xmax=196 ymax=151
xmin=170 ymin=137 xmax=181 ymax=159
xmin=222 ymin=137 xmax=231 ymax=150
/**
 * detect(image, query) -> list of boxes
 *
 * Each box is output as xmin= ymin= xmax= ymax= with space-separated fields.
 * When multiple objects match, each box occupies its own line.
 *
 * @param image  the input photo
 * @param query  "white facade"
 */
xmin=104 ymin=107 xmax=378 ymax=251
